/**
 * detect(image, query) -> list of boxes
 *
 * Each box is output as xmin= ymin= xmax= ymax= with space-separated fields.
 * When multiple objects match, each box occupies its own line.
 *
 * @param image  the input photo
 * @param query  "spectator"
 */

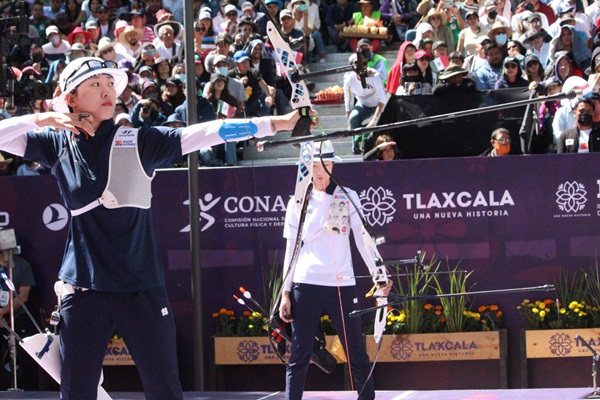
xmin=154 ymin=21 xmax=183 ymax=62
xmin=463 ymin=35 xmax=490 ymax=73
xmin=535 ymin=79 xmax=562 ymax=153
xmin=414 ymin=23 xmax=434 ymax=49
xmin=432 ymin=41 xmax=447 ymax=59
xmin=205 ymin=54 xmax=246 ymax=105
xmin=42 ymin=25 xmax=70 ymax=62
xmin=479 ymin=0 xmax=511 ymax=31
xmin=557 ymin=99 xmax=600 ymax=153
xmin=0 ymin=153 xmax=15 ymax=176
xmin=487 ymin=20 xmax=511 ymax=51
xmin=151 ymin=57 xmax=173 ymax=87
xmin=85 ymin=20 xmax=101 ymax=53
xmin=548 ymin=24 xmax=591 ymax=71
xmin=279 ymin=9 xmax=306 ymax=61
xmin=524 ymin=54 xmax=544 ymax=83
xmin=424 ymin=8 xmax=455 ymax=53
xmin=291 ymin=0 xmax=326 ymax=64
xmin=495 ymin=56 xmax=529 ymax=89
xmin=344 ymin=53 xmax=387 ymax=154
xmin=363 ymin=134 xmax=399 ymax=160
xmin=67 ymin=27 xmax=91 ymax=48
xmin=457 ymin=10 xmax=489 ymax=56
xmin=115 ymin=112 xmax=133 ymax=127
xmin=325 ymin=0 xmax=357 ymax=52
xmin=44 ymin=0 xmax=65 ymax=21
xmin=387 ymin=41 xmax=417 ymax=94
xmin=134 ymin=42 xmax=159 ymax=72
xmin=20 ymin=44 xmax=51 ymax=78
xmin=161 ymin=113 xmax=186 ymax=128
xmin=205 ymin=32 xmax=234 ymax=74
xmin=587 ymin=48 xmax=600 ymax=92
xmin=116 ymin=25 xmax=144 ymax=60
xmin=228 ymin=50 xmax=275 ymax=117
xmin=515 ymin=0 xmax=556 ymax=25
xmin=349 ymin=0 xmax=383 ymax=53
xmin=17 ymin=160 xmax=41 ymax=176
xmin=415 ymin=49 xmax=435 ymax=87
xmin=145 ymin=0 xmax=164 ymax=26
xmin=217 ymin=4 xmax=240 ymax=35
xmin=524 ymin=29 xmax=551 ymax=68
xmin=30 ymin=1 xmax=53 ymax=45
xmin=96 ymin=5 xmax=117 ymax=41
xmin=256 ymin=0 xmax=282 ymax=38
xmin=481 ymin=127 xmax=512 ymax=156
xmin=550 ymin=51 xmax=583 ymax=85
xmin=162 ymin=77 xmax=186 ymax=113
xmin=65 ymin=43 xmax=93 ymax=62
xmin=131 ymin=97 xmax=167 ymax=127
xmin=242 ymin=1 xmax=264 ymax=22
xmin=83 ymin=0 xmax=102 ymax=23
xmin=232 ymin=16 xmax=257 ymax=52
xmin=95 ymin=37 xmax=127 ymax=63
xmin=433 ymin=64 xmax=476 ymax=94
xmin=193 ymin=19 xmax=212 ymax=59
xmin=358 ymin=38 xmax=389 ymax=84
xmin=64 ymin=0 xmax=87 ymax=33
xmin=474 ymin=42 xmax=504 ymax=90
xmin=247 ymin=39 xmax=287 ymax=115
xmin=547 ymin=3 xmax=590 ymax=42
xmin=380 ymin=0 xmax=420 ymax=43
xmin=124 ymin=9 xmax=156 ymax=44
xmin=397 ymin=61 xmax=431 ymax=95
xmin=552 ymin=76 xmax=587 ymax=144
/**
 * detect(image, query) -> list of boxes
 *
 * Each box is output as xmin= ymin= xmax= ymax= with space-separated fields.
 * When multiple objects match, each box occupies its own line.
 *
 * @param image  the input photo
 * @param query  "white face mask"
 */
xmin=217 ymin=66 xmax=228 ymax=76
xmin=50 ymin=35 xmax=61 ymax=46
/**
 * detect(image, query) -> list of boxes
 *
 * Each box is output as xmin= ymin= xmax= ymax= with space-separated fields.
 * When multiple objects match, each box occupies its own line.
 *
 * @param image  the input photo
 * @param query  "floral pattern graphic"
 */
xmin=237 ymin=339 xmax=260 ymax=362
xmin=548 ymin=333 xmax=573 ymax=357
xmin=556 ymin=181 xmax=587 ymax=213
xmin=390 ymin=338 xmax=413 ymax=361
xmin=360 ymin=187 xmax=397 ymax=226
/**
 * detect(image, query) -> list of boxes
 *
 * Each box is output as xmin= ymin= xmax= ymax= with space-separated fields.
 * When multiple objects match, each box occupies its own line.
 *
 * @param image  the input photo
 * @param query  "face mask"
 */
xmin=403 ymin=75 xmax=420 ymax=83
xmin=488 ymin=10 xmax=497 ymax=19
xmin=495 ymin=34 xmax=507 ymax=45
xmin=176 ymin=74 xmax=186 ymax=82
xmin=50 ymin=35 xmax=60 ymax=45
xmin=578 ymin=112 xmax=593 ymax=127
xmin=32 ymin=53 xmax=43 ymax=63
xmin=363 ymin=50 xmax=373 ymax=61
xmin=217 ymin=66 xmax=228 ymax=76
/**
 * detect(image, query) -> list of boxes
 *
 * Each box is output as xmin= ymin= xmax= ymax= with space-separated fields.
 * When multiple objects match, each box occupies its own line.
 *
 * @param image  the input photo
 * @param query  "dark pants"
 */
xmin=286 ymin=283 xmax=375 ymax=400
xmin=59 ymin=286 xmax=183 ymax=400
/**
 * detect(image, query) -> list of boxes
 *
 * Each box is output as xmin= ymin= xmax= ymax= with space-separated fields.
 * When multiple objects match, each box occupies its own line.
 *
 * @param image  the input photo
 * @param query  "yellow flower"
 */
xmin=560 ymin=308 xmax=567 ymax=314
xmin=539 ymin=310 xmax=546 ymax=318
xmin=532 ymin=308 xmax=539 ymax=314
xmin=399 ymin=314 xmax=406 ymax=322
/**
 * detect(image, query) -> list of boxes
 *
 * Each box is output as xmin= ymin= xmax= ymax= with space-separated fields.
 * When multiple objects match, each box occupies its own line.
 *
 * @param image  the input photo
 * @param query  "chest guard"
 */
xmin=324 ymin=187 xmax=351 ymax=236
xmin=71 ymin=127 xmax=153 ymax=216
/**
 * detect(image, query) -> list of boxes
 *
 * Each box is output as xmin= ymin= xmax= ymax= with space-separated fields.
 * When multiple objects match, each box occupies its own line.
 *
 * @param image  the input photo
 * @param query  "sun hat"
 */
xmin=118 ymin=25 xmax=144 ymax=46
xmin=54 ymin=57 xmax=128 ymax=113
xmin=94 ymin=37 xmax=116 ymax=56
xmin=67 ymin=27 xmax=91 ymax=45
xmin=154 ymin=20 xmax=183 ymax=39
xmin=438 ymin=64 xmax=468 ymax=80
xmin=65 ymin=43 xmax=92 ymax=57
xmin=0 ymin=153 xmax=13 ymax=164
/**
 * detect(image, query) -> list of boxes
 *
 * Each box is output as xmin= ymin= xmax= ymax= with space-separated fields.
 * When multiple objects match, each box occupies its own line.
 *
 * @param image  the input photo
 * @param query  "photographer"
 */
xmin=131 ymin=98 xmax=167 ymax=127
xmin=516 ymin=0 xmax=555 ymax=25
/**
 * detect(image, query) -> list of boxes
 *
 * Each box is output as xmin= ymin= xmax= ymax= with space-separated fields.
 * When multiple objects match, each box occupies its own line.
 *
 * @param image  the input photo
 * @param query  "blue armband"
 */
xmin=218 ymin=121 xmax=259 ymax=141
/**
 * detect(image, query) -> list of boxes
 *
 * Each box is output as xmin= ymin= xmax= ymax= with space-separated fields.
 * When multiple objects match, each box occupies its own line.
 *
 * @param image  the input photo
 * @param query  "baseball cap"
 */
xmin=432 ymin=41 xmax=447 ymax=50
xmin=357 ymin=38 xmax=371 ymax=48
xmin=280 ymin=9 xmax=293 ymax=19
xmin=241 ymin=1 xmax=254 ymax=10
xmin=233 ymin=50 xmax=250 ymax=63
xmin=45 ymin=25 xmax=59 ymax=38
xmin=224 ymin=4 xmax=238 ymax=14
xmin=214 ymin=54 xmax=228 ymax=65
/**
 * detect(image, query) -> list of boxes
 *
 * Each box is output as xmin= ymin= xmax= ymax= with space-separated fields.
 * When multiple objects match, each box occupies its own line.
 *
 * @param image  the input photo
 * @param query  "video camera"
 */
xmin=0 ymin=1 xmax=52 ymax=108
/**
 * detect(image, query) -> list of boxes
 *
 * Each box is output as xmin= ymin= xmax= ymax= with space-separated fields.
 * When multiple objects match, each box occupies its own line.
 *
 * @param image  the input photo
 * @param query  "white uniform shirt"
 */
xmin=283 ymin=187 xmax=363 ymax=288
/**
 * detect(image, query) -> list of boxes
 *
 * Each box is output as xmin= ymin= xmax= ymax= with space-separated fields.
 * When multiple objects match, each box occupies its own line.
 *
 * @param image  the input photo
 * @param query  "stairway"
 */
xmin=240 ymin=45 xmax=398 ymax=166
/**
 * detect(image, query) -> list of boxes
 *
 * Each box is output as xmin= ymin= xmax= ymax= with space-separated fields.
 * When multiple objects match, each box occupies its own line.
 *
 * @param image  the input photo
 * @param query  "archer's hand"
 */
xmin=34 ymin=112 xmax=95 ymax=137
xmin=279 ymin=296 xmax=293 ymax=323
xmin=270 ymin=109 xmax=319 ymax=132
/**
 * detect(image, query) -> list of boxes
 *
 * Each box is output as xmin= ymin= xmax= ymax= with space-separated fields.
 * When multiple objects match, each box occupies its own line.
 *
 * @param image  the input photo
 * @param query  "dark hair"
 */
xmin=507 ymin=40 xmax=526 ymax=55
xmin=575 ymin=98 xmax=595 ymax=111
xmin=448 ymin=51 xmax=464 ymax=61
xmin=484 ymin=42 xmax=500 ymax=55
xmin=491 ymin=127 xmax=510 ymax=140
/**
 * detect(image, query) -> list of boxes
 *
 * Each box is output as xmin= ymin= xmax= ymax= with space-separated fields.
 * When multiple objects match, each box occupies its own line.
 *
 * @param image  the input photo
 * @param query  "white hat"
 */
xmin=54 ymin=57 xmax=128 ymax=113
xmin=315 ymin=140 xmax=342 ymax=162
xmin=45 ymin=25 xmax=59 ymax=38
xmin=115 ymin=113 xmax=132 ymax=124
xmin=224 ymin=4 xmax=238 ymax=15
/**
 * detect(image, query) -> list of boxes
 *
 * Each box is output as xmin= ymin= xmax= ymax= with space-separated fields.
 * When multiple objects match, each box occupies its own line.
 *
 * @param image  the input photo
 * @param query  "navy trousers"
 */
xmin=286 ymin=283 xmax=375 ymax=400
xmin=59 ymin=286 xmax=183 ymax=400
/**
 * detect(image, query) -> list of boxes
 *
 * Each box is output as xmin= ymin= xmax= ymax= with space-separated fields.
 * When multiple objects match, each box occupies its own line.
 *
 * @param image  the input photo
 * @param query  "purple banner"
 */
xmin=3 ymin=153 xmax=600 ymax=388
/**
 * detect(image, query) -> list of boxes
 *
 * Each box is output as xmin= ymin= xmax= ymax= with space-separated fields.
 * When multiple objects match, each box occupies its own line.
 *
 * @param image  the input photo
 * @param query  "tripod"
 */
xmin=576 ymin=335 xmax=600 ymax=399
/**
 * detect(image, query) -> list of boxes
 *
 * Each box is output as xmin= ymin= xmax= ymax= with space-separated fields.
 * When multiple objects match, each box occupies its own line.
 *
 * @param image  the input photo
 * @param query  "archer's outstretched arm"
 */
xmin=180 ymin=110 xmax=306 ymax=155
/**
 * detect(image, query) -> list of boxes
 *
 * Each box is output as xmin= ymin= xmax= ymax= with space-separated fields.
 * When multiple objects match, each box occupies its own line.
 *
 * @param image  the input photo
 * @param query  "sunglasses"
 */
xmin=101 ymin=47 xmax=115 ymax=55
xmin=226 ymin=12 xmax=237 ymax=17
xmin=505 ymin=63 xmax=518 ymax=69
xmin=64 ymin=59 xmax=118 ymax=90
xmin=494 ymin=137 xmax=511 ymax=144
xmin=507 ymin=45 xmax=517 ymax=51
xmin=195 ymin=26 xmax=206 ymax=32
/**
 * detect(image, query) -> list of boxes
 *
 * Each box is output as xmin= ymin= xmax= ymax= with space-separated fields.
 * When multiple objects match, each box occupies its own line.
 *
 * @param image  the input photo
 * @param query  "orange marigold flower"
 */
xmin=496 ymin=311 xmax=503 ymax=317
xmin=435 ymin=305 xmax=442 ymax=311
xmin=219 ymin=308 xmax=227 ymax=314
xmin=212 ymin=313 xmax=219 ymax=318
xmin=435 ymin=310 xmax=442 ymax=315
xmin=243 ymin=311 xmax=251 ymax=316
xmin=544 ymin=299 xmax=554 ymax=305
xmin=440 ymin=316 xmax=446 ymax=323
xmin=478 ymin=306 xmax=487 ymax=313
xmin=226 ymin=310 xmax=234 ymax=316
xmin=490 ymin=305 xmax=499 ymax=311
xmin=424 ymin=304 xmax=433 ymax=310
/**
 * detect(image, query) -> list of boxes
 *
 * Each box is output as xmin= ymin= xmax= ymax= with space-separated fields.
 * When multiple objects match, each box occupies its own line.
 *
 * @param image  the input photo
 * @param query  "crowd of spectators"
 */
xmin=1 ymin=0 xmax=600 ymax=174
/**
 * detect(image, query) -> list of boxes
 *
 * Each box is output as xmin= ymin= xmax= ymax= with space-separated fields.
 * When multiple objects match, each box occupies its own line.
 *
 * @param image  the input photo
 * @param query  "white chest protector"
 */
xmin=71 ymin=127 xmax=154 ymax=216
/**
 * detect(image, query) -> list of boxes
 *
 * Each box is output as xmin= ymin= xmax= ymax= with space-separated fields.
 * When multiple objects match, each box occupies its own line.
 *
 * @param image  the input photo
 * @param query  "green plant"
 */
xmin=237 ymin=311 xmax=268 ymax=336
xmin=432 ymin=263 xmax=473 ymax=332
xmin=394 ymin=252 xmax=438 ymax=333
xmin=213 ymin=308 xmax=237 ymax=337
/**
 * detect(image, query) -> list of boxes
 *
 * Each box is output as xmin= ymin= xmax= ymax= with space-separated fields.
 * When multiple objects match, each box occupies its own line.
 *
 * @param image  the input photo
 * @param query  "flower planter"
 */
xmin=366 ymin=331 xmax=506 ymax=362
xmin=213 ymin=335 xmax=344 ymax=365
xmin=366 ymin=331 xmax=508 ymax=388
xmin=521 ymin=328 xmax=600 ymax=387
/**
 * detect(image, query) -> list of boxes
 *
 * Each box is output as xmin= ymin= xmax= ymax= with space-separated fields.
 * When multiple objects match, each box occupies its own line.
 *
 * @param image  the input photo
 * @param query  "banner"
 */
xmin=3 ymin=153 xmax=600 ymax=387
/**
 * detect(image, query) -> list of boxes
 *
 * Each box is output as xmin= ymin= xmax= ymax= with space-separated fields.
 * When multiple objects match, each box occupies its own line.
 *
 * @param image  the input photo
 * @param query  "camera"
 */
xmin=142 ymin=105 xmax=150 ymax=113
xmin=13 ymin=80 xmax=53 ymax=107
